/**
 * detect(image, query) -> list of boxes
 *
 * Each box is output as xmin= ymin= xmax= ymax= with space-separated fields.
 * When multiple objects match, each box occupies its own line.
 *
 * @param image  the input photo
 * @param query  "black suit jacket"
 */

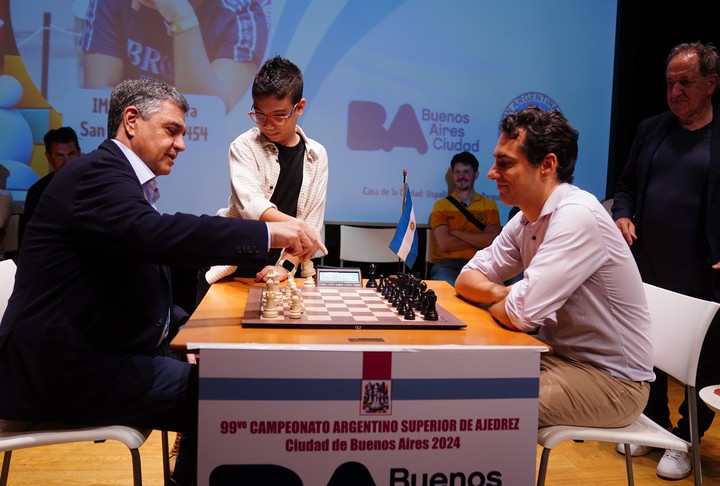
xmin=21 ymin=171 xmax=53 ymax=226
xmin=612 ymin=105 xmax=720 ymax=299
xmin=0 ymin=140 xmax=268 ymax=421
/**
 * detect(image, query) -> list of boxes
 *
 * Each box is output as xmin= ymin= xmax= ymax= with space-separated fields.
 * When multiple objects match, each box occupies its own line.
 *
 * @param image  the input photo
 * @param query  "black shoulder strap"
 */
xmin=445 ymin=196 xmax=486 ymax=230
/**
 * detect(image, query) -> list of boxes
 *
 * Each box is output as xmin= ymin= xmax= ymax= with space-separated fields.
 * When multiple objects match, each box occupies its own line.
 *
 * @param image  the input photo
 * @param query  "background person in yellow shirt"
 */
xmin=429 ymin=151 xmax=501 ymax=285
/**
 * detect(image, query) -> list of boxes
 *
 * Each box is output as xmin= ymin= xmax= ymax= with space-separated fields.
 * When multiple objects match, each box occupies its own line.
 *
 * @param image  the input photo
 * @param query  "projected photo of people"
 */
xmin=79 ymin=0 xmax=270 ymax=114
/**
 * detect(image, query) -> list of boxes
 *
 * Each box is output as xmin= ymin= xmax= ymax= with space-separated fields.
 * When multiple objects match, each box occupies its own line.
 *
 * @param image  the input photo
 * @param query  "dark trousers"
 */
xmin=643 ymin=310 xmax=720 ymax=442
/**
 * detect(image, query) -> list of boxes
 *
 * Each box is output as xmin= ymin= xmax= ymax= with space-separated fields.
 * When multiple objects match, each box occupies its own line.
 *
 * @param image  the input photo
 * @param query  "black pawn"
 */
xmin=397 ymin=295 xmax=407 ymax=314
xmin=404 ymin=301 xmax=416 ymax=320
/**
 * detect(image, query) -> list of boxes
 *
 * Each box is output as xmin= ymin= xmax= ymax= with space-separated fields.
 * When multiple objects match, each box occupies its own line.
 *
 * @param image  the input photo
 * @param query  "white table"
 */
xmin=699 ymin=386 xmax=720 ymax=414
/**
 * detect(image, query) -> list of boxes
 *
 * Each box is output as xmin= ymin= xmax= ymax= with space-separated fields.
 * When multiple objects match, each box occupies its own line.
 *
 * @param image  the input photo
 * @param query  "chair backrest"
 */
xmin=0 ymin=259 xmax=17 ymax=319
xmin=313 ymin=224 xmax=326 ymax=260
xmin=644 ymin=283 xmax=720 ymax=386
xmin=600 ymin=198 xmax=613 ymax=216
xmin=1 ymin=214 xmax=19 ymax=254
xmin=339 ymin=225 xmax=398 ymax=266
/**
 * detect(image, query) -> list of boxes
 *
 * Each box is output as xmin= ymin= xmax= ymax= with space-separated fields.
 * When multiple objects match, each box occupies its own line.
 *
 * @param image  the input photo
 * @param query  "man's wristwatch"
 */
xmin=280 ymin=260 xmax=295 ymax=274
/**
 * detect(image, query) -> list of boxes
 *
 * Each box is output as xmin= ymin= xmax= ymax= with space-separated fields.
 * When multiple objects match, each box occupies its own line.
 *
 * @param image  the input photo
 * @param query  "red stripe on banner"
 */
xmin=362 ymin=352 xmax=392 ymax=380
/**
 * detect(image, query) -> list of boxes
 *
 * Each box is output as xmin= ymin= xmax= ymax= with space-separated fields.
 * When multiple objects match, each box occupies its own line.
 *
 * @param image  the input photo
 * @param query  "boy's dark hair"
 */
xmin=44 ymin=126 xmax=81 ymax=153
xmin=450 ymin=151 xmax=479 ymax=172
xmin=252 ymin=56 xmax=304 ymax=104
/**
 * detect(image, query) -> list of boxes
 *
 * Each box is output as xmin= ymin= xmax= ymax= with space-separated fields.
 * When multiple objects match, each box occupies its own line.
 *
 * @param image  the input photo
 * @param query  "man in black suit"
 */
xmin=0 ymin=78 xmax=323 ymax=486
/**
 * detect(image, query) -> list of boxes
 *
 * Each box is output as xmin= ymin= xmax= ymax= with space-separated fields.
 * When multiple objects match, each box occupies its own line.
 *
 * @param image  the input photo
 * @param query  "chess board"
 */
xmin=241 ymin=286 xmax=467 ymax=330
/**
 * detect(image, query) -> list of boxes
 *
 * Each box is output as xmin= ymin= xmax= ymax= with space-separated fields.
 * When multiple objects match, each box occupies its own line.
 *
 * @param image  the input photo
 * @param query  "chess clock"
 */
xmin=316 ymin=267 xmax=363 ymax=287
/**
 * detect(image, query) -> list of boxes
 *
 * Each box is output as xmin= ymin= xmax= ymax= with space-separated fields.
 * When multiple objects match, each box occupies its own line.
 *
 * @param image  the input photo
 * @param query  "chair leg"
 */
xmin=536 ymin=447 xmax=551 ymax=486
xmin=162 ymin=430 xmax=171 ymax=486
xmin=688 ymin=386 xmax=703 ymax=486
xmin=623 ymin=448 xmax=635 ymax=486
xmin=130 ymin=447 xmax=143 ymax=486
xmin=0 ymin=450 xmax=12 ymax=486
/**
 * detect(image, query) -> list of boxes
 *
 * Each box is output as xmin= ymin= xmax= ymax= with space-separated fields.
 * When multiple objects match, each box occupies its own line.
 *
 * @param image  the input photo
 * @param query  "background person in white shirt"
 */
xmin=455 ymin=106 xmax=654 ymax=428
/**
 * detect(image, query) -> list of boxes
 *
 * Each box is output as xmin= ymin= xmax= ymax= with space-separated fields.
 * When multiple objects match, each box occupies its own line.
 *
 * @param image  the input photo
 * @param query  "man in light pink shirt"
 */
xmin=456 ymin=106 xmax=654 ymax=428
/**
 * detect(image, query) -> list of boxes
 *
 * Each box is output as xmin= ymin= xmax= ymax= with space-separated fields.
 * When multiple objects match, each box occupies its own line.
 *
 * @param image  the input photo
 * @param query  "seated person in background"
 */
xmin=455 ymin=106 xmax=655 ymax=428
xmin=429 ymin=151 xmax=501 ymax=285
xmin=205 ymin=55 xmax=328 ymax=286
xmin=79 ymin=0 xmax=270 ymax=113
xmin=0 ymin=78 xmax=321 ymax=486
xmin=0 ymin=165 xmax=12 ymax=260
xmin=20 ymin=126 xmax=81 ymax=244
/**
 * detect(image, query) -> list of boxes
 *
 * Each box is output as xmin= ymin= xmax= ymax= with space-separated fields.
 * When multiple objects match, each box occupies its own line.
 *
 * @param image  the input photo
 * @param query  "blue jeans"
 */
xmin=428 ymin=258 xmax=469 ymax=286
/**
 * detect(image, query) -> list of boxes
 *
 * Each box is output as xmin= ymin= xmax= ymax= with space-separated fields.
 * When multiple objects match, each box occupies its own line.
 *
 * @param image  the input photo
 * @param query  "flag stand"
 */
xmin=398 ymin=170 xmax=408 ymax=275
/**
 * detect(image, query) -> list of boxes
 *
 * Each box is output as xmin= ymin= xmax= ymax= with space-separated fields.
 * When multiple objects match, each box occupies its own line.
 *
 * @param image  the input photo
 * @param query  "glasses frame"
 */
xmin=248 ymin=102 xmax=299 ymax=126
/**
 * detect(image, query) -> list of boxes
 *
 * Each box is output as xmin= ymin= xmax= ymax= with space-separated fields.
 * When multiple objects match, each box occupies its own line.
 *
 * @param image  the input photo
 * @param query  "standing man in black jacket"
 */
xmin=612 ymin=41 xmax=720 ymax=481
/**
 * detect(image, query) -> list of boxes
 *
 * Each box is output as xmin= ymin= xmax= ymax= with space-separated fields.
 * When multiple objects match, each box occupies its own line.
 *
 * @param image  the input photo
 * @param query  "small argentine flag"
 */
xmin=389 ymin=186 xmax=419 ymax=268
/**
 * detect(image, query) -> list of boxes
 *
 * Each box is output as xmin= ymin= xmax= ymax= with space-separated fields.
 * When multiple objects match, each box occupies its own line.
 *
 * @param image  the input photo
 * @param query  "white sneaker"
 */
xmin=656 ymin=449 xmax=691 ymax=480
xmin=615 ymin=442 xmax=655 ymax=456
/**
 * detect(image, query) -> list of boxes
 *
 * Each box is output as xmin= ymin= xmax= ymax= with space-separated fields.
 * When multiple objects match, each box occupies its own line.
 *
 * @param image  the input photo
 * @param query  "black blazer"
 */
xmin=612 ymin=105 xmax=720 ymax=299
xmin=0 ymin=140 xmax=269 ymax=421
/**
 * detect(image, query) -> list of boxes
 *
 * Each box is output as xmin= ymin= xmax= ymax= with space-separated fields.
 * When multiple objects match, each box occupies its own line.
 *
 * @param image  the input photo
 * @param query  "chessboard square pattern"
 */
xmin=242 ymin=285 xmax=465 ymax=329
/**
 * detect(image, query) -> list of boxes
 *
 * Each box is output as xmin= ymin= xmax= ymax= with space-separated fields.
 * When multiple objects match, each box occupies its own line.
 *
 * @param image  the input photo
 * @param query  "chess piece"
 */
xmin=376 ymin=274 xmax=385 ymax=293
xmin=423 ymin=291 xmax=439 ymax=321
xmin=301 ymin=259 xmax=316 ymax=277
xmin=397 ymin=295 xmax=407 ymax=314
xmin=266 ymin=269 xmax=279 ymax=300
xmin=262 ymin=288 xmax=279 ymax=318
xmin=301 ymin=260 xmax=316 ymax=287
xmin=366 ymin=263 xmax=377 ymax=288
xmin=288 ymin=293 xmax=303 ymax=319
xmin=417 ymin=281 xmax=429 ymax=310
xmin=291 ymin=287 xmax=305 ymax=312
xmin=404 ymin=299 xmax=416 ymax=320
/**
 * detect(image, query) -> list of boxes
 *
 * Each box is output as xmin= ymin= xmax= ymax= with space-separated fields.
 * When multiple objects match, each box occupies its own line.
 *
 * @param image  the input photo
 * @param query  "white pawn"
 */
xmin=288 ymin=293 xmax=303 ymax=319
xmin=291 ymin=287 xmax=305 ymax=312
xmin=286 ymin=273 xmax=296 ymax=300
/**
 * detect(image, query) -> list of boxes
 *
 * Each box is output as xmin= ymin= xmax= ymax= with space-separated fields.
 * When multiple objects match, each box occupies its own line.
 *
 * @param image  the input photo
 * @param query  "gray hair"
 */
xmin=667 ymin=42 xmax=720 ymax=94
xmin=107 ymin=79 xmax=189 ymax=138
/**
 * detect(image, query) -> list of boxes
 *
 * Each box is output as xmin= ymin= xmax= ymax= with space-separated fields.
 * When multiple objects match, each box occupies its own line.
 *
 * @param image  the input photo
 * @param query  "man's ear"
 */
xmin=540 ymin=153 xmax=558 ymax=179
xmin=123 ymin=106 xmax=140 ymax=137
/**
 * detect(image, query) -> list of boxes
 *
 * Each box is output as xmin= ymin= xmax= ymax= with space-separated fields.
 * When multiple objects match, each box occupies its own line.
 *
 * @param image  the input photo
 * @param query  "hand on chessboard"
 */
xmin=266 ymin=220 xmax=327 ymax=261
xmin=255 ymin=264 xmax=291 ymax=283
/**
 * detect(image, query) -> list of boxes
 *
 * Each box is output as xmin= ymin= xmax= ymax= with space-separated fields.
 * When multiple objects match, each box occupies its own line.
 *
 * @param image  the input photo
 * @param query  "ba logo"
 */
xmin=347 ymin=101 xmax=428 ymax=154
xmin=500 ymin=92 xmax=561 ymax=132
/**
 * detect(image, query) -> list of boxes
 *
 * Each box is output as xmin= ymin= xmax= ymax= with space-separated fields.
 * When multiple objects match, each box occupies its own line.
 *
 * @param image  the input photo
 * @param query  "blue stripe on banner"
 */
xmin=199 ymin=377 xmax=538 ymax=401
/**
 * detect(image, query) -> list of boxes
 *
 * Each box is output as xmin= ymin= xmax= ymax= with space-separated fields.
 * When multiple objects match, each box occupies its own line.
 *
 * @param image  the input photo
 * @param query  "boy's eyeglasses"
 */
xmin=248 ymin=103 xmax=298 ymax=126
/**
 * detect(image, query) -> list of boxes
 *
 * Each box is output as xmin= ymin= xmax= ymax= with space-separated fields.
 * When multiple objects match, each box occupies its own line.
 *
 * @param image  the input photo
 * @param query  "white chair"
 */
xmin=0 ymin=260 xmax=171 ymax=486
xmin=425 ymin=228 xmax=434 ymax=279
xmin=338 ymin=225 xmax=398 ymax=267
xmin=536 ymin=283 xmax=720 ymax=486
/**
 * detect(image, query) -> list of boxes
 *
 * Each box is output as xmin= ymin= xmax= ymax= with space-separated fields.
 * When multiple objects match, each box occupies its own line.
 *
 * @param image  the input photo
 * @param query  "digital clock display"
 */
xmin=316 ymin=267 xmax=362 ymax=287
